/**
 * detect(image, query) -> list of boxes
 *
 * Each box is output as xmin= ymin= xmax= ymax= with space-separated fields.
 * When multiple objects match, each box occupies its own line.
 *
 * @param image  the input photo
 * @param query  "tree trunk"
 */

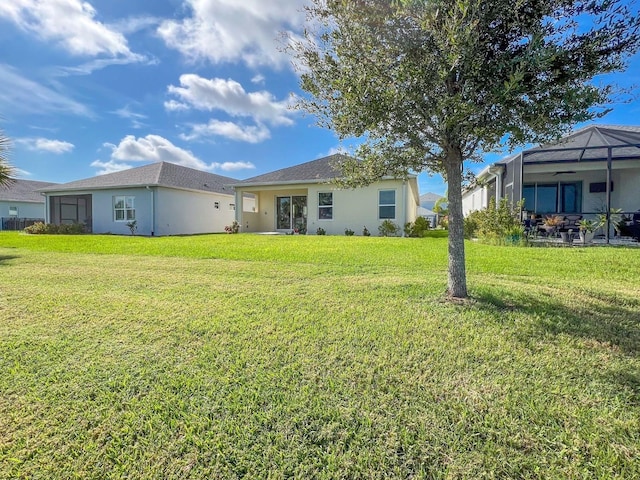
xmin=444 ymin=152 xmax=467 ymax=298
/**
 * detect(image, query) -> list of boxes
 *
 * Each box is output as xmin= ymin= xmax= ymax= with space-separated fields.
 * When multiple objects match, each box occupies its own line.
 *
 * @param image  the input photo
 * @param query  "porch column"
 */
xmin=605 ymin=147 xmax=612 ymax=244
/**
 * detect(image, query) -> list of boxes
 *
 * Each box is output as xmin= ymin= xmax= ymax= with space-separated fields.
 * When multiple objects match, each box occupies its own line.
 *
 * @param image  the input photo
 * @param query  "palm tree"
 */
xmin=0 ymin=127 xmax=15 ymax=187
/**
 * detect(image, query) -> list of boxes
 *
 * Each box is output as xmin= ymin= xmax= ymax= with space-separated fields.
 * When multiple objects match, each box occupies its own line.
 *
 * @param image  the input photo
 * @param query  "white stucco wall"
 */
xmin=462 ymin=186 xmax=487 ymax=216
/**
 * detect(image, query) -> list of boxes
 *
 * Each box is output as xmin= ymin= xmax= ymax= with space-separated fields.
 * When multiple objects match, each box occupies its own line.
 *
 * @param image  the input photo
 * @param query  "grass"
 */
xmin=1 ymin=231 xmax=639 ymax=479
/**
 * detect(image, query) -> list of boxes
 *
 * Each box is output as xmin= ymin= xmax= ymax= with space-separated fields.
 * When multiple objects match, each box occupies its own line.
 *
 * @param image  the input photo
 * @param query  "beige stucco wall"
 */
xmin=236 ymin=178 xmax=418 ymax=235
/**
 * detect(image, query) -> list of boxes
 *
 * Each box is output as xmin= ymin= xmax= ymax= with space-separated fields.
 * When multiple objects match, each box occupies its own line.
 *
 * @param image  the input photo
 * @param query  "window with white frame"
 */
xmin=318 ymin=192 xmax=333 ymax=220
xmin=378 ymin=190 xmax=396 ymax=219
xmin=114 ymin=196 xmax=135 ymax=221
xmin=9 ymin=206 xmax=18 ymax=216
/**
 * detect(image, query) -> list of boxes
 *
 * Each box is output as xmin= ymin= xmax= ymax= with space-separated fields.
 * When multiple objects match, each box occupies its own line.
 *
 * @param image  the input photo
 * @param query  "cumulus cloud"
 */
xmin=95 ymin=134 xmax=255 ymax=173
xmin=16 ymin=137 xmax=75 ymax=154
xmin=180 ymin=120 xmax=271 ymax=144
xmin=166 ymin=75 xmax=294 ymax=126
xmin=157 ymin=0 xmax=307 ymax=69
xmin=0 ymin=0 xmax=143 ymax=63
xmin=90 ymin=159 xmax=133 ymax=175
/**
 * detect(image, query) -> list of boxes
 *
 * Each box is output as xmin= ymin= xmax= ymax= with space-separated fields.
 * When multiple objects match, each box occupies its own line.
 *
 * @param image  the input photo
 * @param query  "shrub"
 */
xmin=378 ymin=220 xmax=399 ymax=237
xmin=404 ymin=216 xmax=431 ymax=237
xmin=362 ymin=226 xmax=371 ymax=237
xmin=126 ymin=220 xmax=137 ymax=235
xmin=468 ymin=197 xmax=524 ymax=244
xmin=24 ymin=222 xmax=86 ymax=235
xmin=344 ymin=228 xmax=355 ymax=236
xmin=224 ymin=221 xmax=240 ymax=234
xmin=316 ymin=227 xmax=326 ymax=235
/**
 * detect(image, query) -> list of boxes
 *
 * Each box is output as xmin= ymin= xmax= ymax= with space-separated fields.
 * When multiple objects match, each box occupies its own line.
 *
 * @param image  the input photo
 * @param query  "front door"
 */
xmin=276 ymin=196 xmax=307 ymax=232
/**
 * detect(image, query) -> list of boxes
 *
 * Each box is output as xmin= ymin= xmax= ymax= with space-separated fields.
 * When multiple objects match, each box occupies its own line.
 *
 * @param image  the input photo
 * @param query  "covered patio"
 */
xmin=501 ymin=125 xmax=640 ymax=242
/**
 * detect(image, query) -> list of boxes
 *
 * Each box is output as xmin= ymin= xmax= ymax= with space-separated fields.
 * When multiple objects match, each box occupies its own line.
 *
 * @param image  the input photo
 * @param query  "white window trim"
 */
xmin=378 ymin=189 xmax=396 ymax=220
xmin=318 ymin=192 xmax=334 ymax=221
xmin=113 ymin=195 xmax=135 ymax=222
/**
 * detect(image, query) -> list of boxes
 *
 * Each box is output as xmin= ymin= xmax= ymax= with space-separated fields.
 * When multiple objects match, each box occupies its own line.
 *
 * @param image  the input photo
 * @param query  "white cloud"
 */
xmin=111 ymin=105 xmax=148 ymax=129
xmin=90 ymin=159 xmax=133 ymax=175
xmin=16 ymin=137 xmax=75 ymax=154
xmin=167 ymin=74 xmax=294 ymax=126
xmin=0 ymin=64 xmax=92 ymax=117
xmin=181 ymin=120 xmax=271 ymax=143
xmin=251 ymin=74 xmax=266 ymax=85
xmin=217 ymin=161 xmax=255 ymax=172
xmin=0 ymin=0 xmax=143 ymax=63
xmin=157 ymin=0 xmax=307 ymax=69
xmin=98 ymin=134 xmax=255 ymax=173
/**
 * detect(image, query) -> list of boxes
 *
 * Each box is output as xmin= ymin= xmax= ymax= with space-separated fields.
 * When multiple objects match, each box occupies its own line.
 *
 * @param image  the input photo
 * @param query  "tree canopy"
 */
xmin=291 ymin=0 xmax=640 ymax=298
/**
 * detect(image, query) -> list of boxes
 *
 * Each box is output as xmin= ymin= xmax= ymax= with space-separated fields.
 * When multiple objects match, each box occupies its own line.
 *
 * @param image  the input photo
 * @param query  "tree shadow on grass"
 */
xmin=473 ymin=288 xmax=640 ymax=357
xmin=473 ymin=287 xmax=640 ymax=403
xmin=0 ymin=255 xmax=19 ymax=266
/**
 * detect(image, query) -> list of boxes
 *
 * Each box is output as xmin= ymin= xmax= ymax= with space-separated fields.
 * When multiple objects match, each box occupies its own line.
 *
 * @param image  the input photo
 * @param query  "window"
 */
xmin=379 ymin=190 xmax=396 ymax=219
xmin=9 ymin=206 xmax=18 ymax=216
xmin=318 ymin=192 xmax=333 ymax=220
xmin=114 ymin=196 xmax=135 ymax=221
xmin=522 ymin=182 xmax=582 ymax=214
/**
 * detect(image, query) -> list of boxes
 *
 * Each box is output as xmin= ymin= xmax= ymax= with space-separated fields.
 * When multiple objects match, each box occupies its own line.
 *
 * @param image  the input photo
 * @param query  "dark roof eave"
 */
xmin=231 ymin=174 xmax=417 ymax=189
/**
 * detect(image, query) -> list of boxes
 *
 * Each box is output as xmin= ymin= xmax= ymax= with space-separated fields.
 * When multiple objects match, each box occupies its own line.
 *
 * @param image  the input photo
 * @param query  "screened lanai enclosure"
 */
xmin=463 ymin=125 xmax=640 ymax=242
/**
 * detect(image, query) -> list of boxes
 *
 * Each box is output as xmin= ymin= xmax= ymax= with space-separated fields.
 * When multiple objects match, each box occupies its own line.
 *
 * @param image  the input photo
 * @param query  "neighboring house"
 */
xmin=462 ymin=125 xmax=640 ymax=225
xmin=0 ymin=179 xmax=56 ymax=230
xmin=40 ymin=162 xmax=238 ymax=236
xmin=420 ymin=192 xmax=445 ymax=227
xmin=420 ymin=192 xmax=444 ymax=211
xmin=231 ymin=154 xmax=420 ymax=235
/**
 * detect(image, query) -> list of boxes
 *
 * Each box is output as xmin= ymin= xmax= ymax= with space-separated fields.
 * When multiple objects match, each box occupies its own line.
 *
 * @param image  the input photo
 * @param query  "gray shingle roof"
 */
xmin=524 ymin=125 xmax=640 ymax=163
xmin=235 ymin=154 xmax=347 ymax=186
xmin=0 ymin=179 xmax=57 ymax=203
xmin=40 ymin=162 xmax=238 ymax=195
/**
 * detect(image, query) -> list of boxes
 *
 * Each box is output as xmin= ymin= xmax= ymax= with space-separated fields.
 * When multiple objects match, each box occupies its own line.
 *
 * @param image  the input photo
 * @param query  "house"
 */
xmin=231 ymin=154 xmax=420 ymax=235
xmin=0 ymin=179 xmax=56 ymax=230
xmin=419 ymin=192 xmax=445 ymax=227
xmin=40 ymin=162 xmax=238 ymax=236
xmin=462 ymin=125 xmax=640 ymax=237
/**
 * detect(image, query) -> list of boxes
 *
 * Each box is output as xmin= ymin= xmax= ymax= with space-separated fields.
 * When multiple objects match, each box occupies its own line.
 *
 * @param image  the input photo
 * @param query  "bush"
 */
xmin=224 ymin=221 xmax=240 ymax=234
xmin=316 ymin=227 xmax=326 ymax=235
xmin=24 ymin=222 xmax=86 ymax=235
xmin=378 ymin=220 xmax=399 ymax=237
xmin=404 ymin=216 xmax=431 ymax=237
xmin=362 ymin=226 xmax=371 ymax=237
xmin=344 ymin=228 xmax=354 ymax=236
xmin=467 ymin=197 xmax=524 ymax=244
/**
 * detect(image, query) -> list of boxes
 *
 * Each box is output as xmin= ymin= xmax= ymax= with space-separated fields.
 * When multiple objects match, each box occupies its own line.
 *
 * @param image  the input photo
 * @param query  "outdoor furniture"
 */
xmin=619 ymin=212 xmax=640 ymax=240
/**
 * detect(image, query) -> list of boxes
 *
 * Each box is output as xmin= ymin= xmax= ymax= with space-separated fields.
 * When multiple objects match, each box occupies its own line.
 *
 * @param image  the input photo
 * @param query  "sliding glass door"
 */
xmin=276 ymin=196 xmax=307 ymax=231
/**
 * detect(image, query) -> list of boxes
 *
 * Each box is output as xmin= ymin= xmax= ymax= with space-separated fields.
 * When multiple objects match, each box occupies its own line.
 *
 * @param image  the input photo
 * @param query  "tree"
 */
xmin=291 ymin=0 xmax=639 ymax=298
xmin=0 ymin=127 xmax=14 ymax=188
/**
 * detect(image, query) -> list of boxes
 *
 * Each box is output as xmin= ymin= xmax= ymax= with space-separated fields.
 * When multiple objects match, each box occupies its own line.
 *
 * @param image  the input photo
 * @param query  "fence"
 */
xmin=1 ymin=218 xmax=44 ymax=231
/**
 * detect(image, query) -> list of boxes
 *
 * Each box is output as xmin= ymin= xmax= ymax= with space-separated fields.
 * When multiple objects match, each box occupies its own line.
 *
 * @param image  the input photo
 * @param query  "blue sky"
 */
xmin=1 ymin=0 xmax=639 ymax=197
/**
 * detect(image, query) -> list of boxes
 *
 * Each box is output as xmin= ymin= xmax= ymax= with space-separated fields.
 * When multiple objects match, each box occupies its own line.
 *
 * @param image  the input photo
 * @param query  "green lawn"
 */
xmin=1 ymin=231 xmax=638 ymax=479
